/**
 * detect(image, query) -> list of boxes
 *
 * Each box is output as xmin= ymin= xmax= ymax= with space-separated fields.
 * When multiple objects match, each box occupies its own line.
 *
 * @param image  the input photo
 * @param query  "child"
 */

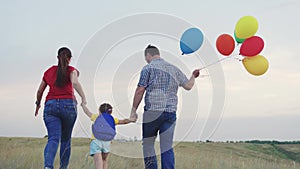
xmin=81 ymin=103 xmax=134 ymax=169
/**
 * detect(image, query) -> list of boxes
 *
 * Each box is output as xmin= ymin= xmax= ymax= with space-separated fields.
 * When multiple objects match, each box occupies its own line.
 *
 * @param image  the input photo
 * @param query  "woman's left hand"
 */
xmin=35 ymin=105 xmax=41 ymax=116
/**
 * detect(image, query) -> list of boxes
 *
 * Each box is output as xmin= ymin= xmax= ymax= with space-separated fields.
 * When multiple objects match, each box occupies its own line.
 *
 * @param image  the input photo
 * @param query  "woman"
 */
xmin=35 ymin=47 xmax=86 ymax=169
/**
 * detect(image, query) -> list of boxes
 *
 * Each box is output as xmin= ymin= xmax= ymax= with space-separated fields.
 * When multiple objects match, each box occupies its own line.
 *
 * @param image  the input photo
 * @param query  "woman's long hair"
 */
xmin=55 ymin=47 xmax=72 ymax=87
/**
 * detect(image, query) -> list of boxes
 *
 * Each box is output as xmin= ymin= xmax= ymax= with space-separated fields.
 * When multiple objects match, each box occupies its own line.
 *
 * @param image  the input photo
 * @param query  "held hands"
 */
xmin=129 ymin=114 xmax=138 ymax=122
xmin=192 ymin=69 xmax=200 ymax=78
xmin=81 ymin=102 xmax=87 ymax=107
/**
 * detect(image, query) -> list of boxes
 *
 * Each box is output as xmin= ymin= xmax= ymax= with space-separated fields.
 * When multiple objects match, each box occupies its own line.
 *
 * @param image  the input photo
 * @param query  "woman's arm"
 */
xmin=35 ymin=80 xmax=47 ymax=116
xmin=70 ymin=70 xmax=87 ymax=105
xmin=80 ymin=103 xmax=93 ymax=118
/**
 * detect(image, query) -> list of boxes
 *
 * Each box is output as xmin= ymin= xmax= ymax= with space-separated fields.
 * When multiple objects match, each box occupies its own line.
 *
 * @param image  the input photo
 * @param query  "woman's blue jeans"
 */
xmin=142 ymin=111 xmax=176 ymax=169
xmin=43 ymin=99 xmax=77 ymax=169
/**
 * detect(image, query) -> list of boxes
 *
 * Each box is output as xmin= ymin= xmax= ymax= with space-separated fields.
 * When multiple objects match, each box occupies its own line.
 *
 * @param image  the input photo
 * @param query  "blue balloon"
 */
xmin=180 ymin=28 xmax=204 ymax=55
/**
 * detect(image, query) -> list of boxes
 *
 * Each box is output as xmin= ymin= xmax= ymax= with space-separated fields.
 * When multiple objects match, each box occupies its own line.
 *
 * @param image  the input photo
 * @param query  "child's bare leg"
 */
xmin=102 ymin=152 xmax=109 ymax=169
xmin=94 ymin=153 xmax=103 ymax=169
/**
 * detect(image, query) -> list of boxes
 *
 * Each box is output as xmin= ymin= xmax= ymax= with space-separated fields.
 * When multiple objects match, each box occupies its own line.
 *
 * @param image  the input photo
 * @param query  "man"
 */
xmin=130 ymin=45 xmax=200 ymax=169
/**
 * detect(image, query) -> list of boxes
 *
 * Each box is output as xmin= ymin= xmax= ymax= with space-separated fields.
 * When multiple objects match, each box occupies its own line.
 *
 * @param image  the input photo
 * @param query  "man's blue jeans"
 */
xmin=142 ymin=111 xmax=176 ymax=169
xmin=43 ymin=99 xmax=77 ymax=169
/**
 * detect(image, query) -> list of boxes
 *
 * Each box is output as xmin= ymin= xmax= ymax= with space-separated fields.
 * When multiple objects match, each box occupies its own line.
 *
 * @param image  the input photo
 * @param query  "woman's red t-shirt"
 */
xmin=43 ymin=65 xmax=78 ymax=101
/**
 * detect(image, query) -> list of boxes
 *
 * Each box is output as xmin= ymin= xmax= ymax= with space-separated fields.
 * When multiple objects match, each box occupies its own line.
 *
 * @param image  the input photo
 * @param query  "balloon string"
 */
xmin=199 ymin=56 xmax=230 ymax=70
xmin=199 ymin=50 xmax=241 ymax=70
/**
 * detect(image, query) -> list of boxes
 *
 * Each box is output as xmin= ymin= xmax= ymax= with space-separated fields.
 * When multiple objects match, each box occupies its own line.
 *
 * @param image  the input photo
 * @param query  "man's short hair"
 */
xmin=145 ymin=44 xmax=160 ymax=56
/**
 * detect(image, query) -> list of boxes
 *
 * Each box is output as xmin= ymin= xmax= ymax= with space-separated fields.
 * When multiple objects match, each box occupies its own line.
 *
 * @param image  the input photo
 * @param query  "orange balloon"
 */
xmin=216 ymin=34 xmax=235 ymax=56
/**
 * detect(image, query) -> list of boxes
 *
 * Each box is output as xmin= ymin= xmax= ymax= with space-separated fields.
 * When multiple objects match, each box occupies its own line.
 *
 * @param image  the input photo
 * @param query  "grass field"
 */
xmin=0 ymin=137 xmax=299 ymax=169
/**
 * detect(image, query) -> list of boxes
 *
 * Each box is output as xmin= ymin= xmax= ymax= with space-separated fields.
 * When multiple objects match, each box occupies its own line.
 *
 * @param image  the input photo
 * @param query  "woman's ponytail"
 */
xmin=55 ymin=47 xmax=72 ymax=87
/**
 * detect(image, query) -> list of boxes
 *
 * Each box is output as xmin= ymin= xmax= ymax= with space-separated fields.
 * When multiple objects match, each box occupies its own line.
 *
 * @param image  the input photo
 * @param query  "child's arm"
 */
xmin=118 ymin=118 xmax=135 ymax=125
xmin=81 ymin=103 xmax=93 ymax=118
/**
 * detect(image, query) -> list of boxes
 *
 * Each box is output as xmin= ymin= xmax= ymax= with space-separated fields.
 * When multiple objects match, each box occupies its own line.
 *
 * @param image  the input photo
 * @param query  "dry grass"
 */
xmin=0 ymin=137 xmax=299 ymax=169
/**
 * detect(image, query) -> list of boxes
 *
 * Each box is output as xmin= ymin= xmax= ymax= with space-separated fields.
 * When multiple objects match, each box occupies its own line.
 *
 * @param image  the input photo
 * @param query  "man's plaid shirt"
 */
xmin=138 ymin=58 xmax=189 ymax=112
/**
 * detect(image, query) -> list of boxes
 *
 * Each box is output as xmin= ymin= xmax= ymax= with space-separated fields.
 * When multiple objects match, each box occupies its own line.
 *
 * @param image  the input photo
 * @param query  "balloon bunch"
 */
xmin=216 ymin=16 xmax=269 ymax=76
xmin=179 ymin=16 xmax=268 ymax=76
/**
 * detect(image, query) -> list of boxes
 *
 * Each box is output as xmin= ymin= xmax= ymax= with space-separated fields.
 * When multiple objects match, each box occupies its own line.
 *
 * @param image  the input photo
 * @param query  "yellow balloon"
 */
xmin=242 ymin=55 xmax=269 ymax=76
xmin=235 ymin=16 xmax=258 ymax=39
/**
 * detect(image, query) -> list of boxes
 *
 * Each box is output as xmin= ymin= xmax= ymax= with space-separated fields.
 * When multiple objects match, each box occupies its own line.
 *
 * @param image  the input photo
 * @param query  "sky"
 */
xmin=1 ymin=0 xmax=300 ymax=142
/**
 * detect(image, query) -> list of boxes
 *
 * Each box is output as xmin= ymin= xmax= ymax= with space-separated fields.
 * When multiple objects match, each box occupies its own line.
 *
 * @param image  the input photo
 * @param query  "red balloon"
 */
xmin=240 ymin=36 xmax=264 ymax=57
xmin=216 ymin=34 xmax=235 ymax=56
